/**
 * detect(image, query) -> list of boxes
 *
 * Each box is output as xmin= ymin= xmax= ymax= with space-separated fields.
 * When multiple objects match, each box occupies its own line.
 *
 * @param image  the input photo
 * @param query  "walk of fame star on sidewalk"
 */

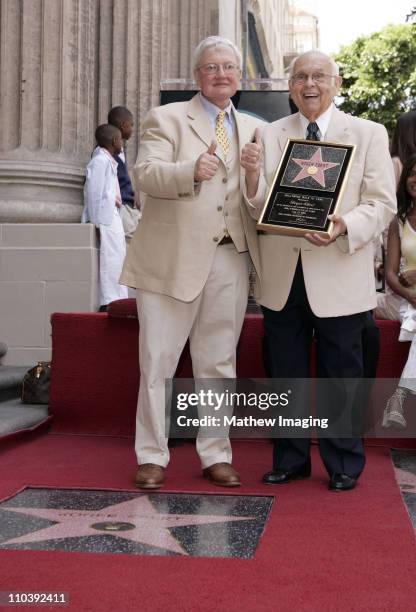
xmin=291 ymin=147 xmax=340 ymax=188
xmin=0 ymin=494 xmax=257 ymax=556
xmin=394 ymin=467 xmax=416 ymax=494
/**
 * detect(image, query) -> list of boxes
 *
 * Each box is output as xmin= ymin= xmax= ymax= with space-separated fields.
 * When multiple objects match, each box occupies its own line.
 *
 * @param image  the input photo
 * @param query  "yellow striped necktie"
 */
xmin=215 ymin=111 xmax=230 ymax=158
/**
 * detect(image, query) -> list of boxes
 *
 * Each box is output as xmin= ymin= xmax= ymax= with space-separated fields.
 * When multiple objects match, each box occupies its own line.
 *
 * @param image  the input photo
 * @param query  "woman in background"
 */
xmin=376 ymin=110 xmax=416 ymax=319
xmin=383 ymin=153 xmax=416 ymax=428
xmin=390 ymin=109 xmax=416 ymax=184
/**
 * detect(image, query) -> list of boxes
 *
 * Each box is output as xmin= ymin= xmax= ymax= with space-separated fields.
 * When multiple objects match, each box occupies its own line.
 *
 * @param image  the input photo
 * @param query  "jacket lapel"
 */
xmin=234 ymin=107 xmax=250 ymax=186
xmin=277 ymin=113 xmax=304 ymax=150
xmin=325 ymin=108 xmax=349 ymax=143
xmin=187 ymin=93 xmax=214 ymax=150
xmin=234 ymin=106 xmax=250 ymax=152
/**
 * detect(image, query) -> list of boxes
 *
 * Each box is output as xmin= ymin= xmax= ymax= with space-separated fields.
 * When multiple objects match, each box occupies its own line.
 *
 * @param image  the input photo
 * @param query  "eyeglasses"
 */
xmin=197 ymin=63 xmax=239 ymax=75
xmin=291 ymin=72 xmax=337 ymax=85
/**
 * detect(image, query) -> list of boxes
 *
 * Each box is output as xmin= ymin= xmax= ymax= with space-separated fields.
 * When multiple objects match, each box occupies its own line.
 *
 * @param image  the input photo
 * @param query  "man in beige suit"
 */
xmin=242 ymin=50 xmax=396 ymax=491
xmin=121 ymin=36 xmax=262 ymax=489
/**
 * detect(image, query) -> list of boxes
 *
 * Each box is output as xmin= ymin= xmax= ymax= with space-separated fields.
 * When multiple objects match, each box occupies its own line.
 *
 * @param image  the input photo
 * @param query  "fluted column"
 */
xmin=0 ymin=0 xmax=98 ymax=222
xmin=0 ymin=0 xmax=227 ymax=366
xmin=96 ymin=0 xmax=217 ymax=170
xmin=0 ymin=0 xmax=219 ymax=222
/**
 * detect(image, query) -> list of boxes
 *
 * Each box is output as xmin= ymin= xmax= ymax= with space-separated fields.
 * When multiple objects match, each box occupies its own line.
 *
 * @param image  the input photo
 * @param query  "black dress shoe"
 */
xmin=262 ymin=462 xmax=311 ymax=484
xmin=329 ymin=473 xmax=357 ymax=491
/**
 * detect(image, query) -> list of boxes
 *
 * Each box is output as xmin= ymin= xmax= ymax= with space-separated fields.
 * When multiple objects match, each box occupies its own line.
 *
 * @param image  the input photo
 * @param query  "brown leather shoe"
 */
xmin=135 ymin=464 xmax=165 ymax=489
xmin=203 ymin=463 xmax=241 ymax=487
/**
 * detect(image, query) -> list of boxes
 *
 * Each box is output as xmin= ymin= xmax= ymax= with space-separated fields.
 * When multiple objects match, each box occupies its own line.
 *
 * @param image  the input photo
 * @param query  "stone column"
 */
xmin=0 ymin=0 xmax=98 ymax=223
xmin=0 ymin=0 xmax=220 ymax=208
xmin=0 ymin=0 xmax=221 ymax=365
xmin=97 ymin=0 xmax=218 ymax=171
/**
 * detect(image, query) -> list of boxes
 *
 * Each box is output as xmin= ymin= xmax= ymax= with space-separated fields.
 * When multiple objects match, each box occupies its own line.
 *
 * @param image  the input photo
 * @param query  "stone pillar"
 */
xmin=0 ymin=0 xmax=98 ymax=223
xmin=0 ymin=0 xmax=221 ymax=365
xmin=0 ymin=0 xmax=220 ymax=210
xmin=97 ymin=0 xmax=218 ymax=170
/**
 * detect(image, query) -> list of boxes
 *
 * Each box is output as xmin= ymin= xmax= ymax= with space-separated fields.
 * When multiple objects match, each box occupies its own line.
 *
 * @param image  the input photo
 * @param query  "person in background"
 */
xmin=390 ymin=109 xmax=416 ymax=185
xmin=242 ymin=50 xmax=396 ymax=491
xmin=82 ymin=124 xmax=128 ymax=312
xmin=108 ymin=106 xmax=141 ymax=243
xmin=376 ymin=109 xmax=416 ymax=319
xmin=120 ymin=36 xmax=263 ymax=490
xmin=383 ymin=154 xmax=416 ymax=428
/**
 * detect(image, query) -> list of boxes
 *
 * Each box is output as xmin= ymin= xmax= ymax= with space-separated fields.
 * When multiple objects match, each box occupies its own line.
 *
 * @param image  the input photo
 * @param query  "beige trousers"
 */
xmin=135 ymin=244 xmax=249 ymax=468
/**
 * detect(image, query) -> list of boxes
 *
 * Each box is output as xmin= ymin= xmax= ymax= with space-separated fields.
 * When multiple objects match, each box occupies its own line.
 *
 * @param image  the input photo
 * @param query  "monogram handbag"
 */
xmin=21 ymin=361 xmax=51 ymax=405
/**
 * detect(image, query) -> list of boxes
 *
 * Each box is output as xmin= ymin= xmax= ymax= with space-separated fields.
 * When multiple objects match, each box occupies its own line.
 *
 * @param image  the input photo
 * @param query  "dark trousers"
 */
xmin=262 ymin=258 xmax=367 ymax=478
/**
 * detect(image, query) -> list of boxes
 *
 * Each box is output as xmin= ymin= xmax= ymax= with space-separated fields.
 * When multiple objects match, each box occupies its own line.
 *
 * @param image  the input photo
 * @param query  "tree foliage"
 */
xmin=334 ymin=24 xmax=416 ymax=134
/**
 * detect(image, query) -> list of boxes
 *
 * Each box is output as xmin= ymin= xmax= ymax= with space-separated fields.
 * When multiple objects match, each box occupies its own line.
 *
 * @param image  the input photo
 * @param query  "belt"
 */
xmin=218 ymin=235 xmax=234 ymax=245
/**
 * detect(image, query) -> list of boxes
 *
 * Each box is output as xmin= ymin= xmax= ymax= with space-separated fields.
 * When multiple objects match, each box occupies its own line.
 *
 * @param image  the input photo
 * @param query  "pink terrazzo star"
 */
xmin=291 ymin=147 xmax=340 ymax=188
xmin=2 ymin=496 xmax=254 ymax=555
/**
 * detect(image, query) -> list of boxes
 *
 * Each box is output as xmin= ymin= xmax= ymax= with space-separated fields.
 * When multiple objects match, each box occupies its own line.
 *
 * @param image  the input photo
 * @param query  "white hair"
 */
xmin=193 ymin=36 xmax=242 ymax=72
xmin=289 ymin=51 xmax=339 ymax=77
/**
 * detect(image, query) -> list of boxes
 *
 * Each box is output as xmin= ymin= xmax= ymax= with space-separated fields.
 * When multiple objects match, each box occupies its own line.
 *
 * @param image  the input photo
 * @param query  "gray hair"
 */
xmin=289 ymin=51 xmax=339 ymax=77
xmin=193 ymin=36 xmax=242 ymax=72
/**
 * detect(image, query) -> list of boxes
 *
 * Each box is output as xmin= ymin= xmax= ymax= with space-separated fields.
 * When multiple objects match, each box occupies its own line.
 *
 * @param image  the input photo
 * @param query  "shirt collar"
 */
xmin=199 ymin=93 xmax=233 ymax=123
xmin=99 ymin=147 xmax=119 ymax=170
xmin=299 ymin=103 xmax=334 ymax=140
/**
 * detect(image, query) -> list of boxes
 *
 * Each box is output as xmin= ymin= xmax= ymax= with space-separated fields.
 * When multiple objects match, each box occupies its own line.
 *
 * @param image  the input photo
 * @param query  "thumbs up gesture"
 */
xmin=241 ymin=127 xmax=262 ymax=174
xmin=194 ymin=140 xmax=220 ymax=182
xmin=241 ymin=127 xmax=262 ymax=198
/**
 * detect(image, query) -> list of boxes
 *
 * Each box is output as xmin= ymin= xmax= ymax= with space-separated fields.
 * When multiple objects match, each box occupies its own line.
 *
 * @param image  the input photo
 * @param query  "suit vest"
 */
xmin=219 ymin=129 xmax=247 ymax=252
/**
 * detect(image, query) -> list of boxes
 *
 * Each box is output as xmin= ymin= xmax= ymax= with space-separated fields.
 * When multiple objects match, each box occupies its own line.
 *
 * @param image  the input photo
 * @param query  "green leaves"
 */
xmin=334 ymin=24 xmax=416 ymax=134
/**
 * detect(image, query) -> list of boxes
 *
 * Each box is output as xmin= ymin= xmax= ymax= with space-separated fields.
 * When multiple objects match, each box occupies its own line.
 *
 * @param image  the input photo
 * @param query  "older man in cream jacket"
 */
xmin=241 ymin=50 xmax=396 ymax=491
xmin=121 ymin=36 xmax=263 ymax=489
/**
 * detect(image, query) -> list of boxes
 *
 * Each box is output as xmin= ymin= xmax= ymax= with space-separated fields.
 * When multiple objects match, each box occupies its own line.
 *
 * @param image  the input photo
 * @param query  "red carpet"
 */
xmin=1 ymin=434 xmax=415 ymax=611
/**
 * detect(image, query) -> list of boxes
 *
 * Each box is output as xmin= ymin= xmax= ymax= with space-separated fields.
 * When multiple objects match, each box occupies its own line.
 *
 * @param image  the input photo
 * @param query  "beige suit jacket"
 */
xmin=250 ymin=108 xmax=397 ymax=317
xmin=120 ymin=94 xmax=263 ymax=302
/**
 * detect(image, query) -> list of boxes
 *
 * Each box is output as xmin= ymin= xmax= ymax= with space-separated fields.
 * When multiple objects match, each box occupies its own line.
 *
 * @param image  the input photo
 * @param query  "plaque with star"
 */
xmin=257 ymin=139 xmax=356 ymax=237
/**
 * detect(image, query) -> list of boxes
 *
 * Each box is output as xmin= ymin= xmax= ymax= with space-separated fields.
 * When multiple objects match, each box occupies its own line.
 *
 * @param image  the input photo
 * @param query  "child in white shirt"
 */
xmin=82 ymin=124 xmax=129 ymax=311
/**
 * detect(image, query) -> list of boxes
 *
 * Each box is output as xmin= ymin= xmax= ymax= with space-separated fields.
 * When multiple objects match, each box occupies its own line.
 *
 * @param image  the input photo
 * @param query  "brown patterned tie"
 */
xmin=215 ymin=111 xmax=230 ymax=158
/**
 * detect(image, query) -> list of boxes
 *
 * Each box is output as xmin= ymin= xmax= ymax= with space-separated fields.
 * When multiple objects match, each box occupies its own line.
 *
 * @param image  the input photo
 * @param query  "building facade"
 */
xmin=285 ymin=0 xmax=319 ymax=71
xmin=0 ymin=0 xmax=293 ymax=364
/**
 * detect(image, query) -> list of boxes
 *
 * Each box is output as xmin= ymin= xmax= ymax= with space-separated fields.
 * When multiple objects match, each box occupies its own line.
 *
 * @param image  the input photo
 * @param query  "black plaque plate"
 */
xmin=257 ymin=139 xmax=356 ymax=237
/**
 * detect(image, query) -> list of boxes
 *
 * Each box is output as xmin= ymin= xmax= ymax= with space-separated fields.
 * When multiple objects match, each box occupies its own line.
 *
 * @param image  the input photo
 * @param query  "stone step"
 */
xmin=0 ymin=366 xmax=30 ymax=401
xmin=0 ymin=398 xmax=49 ymax=438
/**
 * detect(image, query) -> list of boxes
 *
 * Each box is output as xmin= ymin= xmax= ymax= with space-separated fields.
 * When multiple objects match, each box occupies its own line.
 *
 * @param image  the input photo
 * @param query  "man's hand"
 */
xmin=241 ymin=127 xmax=262 ymax=198
xmin=241 ymin=127 xmax=262 ymax=173
xmin=304 ymin=214 xmax=347 ymax=247
xmin=399 ymin=269 xmax=416 ymax=288
xmin=375 ymin=264 xmax=384 ymax=282
xmin=194 ymin=141 xmax=219 ymax=182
